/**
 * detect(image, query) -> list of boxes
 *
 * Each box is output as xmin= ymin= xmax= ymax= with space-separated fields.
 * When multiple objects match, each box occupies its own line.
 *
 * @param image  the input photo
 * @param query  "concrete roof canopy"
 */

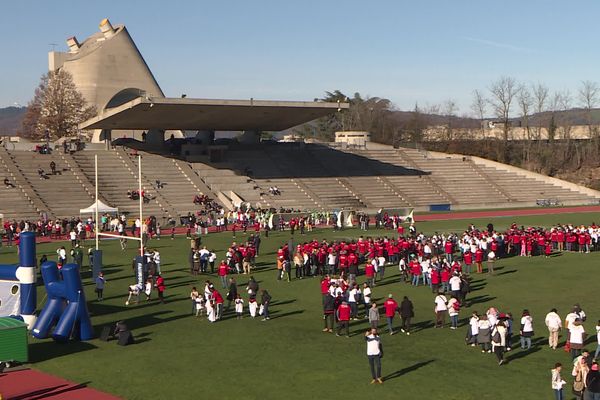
xmin=80 ymin=97 xmax=348 ymax=132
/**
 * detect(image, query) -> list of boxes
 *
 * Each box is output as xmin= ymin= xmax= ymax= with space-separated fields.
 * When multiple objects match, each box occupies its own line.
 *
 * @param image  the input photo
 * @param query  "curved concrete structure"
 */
xmin=49 ymin=19 xmax=167 ymax=142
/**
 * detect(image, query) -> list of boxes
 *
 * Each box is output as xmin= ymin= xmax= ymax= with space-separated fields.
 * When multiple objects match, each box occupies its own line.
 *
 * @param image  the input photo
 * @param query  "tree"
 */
xmin=442 ymin=99 xmax=457 ymax=141
xmin=531 ymin=82 xmax=549 ymax=141
xmin=578 ymin=80 xmax=599 ymax=139
xmin=21 ymin=70 xmax=96 ymax=140
xmin=470 ymin=89 xmax=487 ymax=139
xmin=488 ymin=76 xmax=519 ymax=161
xmin=517 ymin=85 xmax=533 ymax=164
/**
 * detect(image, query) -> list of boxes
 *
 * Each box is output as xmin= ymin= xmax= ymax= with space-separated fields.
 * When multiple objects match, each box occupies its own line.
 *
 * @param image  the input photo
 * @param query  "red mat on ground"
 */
xmin=0 ymin=368 xmax=120 ymax=400
xmin=416 ymin=205 xmax=600 ymax=222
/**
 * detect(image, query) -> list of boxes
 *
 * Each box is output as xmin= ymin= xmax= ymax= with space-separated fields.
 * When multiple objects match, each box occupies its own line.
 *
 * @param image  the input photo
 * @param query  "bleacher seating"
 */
xmin=6 ymin=150 xmax=95 ymax=219
xmin=1 ymin=142 xmax=599 ymax=222
xmin=72 ymin=150 xmax=169 ymax=218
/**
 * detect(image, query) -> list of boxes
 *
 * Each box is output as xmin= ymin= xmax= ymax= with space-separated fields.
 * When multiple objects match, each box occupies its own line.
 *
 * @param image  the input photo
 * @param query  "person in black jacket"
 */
xmin=226 ymin=278 xmax=238 ymax=311
xmin=399 ymin=296 xmax=414 ymax=335
xmin=322 ymin=293 xmax=335 ymax=333
xmin=260 ymin=289 xmax=271 ymax=321
xmin=586 ymin=363 xmax=600 ymax=398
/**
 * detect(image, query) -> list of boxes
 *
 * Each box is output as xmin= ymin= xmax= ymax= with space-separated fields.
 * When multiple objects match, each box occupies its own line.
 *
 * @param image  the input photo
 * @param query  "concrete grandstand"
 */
xmin=2 ymin=141 xmax=599 ymax=222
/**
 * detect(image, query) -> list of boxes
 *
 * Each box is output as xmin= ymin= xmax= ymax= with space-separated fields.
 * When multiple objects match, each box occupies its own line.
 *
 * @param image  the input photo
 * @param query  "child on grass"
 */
xmin=235 ymin=294 xmax=244 ymax=319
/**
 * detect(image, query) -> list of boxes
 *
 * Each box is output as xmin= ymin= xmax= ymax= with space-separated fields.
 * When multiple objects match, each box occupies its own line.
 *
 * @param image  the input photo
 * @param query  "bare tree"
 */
xmin=531 ymin=82 xmax=548 ymax=140
xmin=578 ymin=80 xmax=599 ymax=138
xmin=470 ymin=89 xmax=487 ymax=139
xmin=488 ymin=76 xmax=519 ymax=161
xmin=517 ymin=85 xmax=533 ymax=164
xmin=442 ymin=99 xmax=457 ymax=141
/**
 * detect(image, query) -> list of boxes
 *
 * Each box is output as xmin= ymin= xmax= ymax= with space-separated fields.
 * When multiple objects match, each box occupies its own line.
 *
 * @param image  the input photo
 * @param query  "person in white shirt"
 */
xmin=348 ymin=284 xmax=359 ymax=320
xmin=434 ymin=292 xmax=448 ymax=328
xmin=144 ymin=278 xmax=152 ymax=301
xmin=153 ymin=250 xmax=161 ymax=275
xmin=365 ymin=328 xmax=383 ymax=384
xmin=468 ymin=312 xmax=480 ymax=346
xmin=449 ymin=273 xmax=462 ymax=301
xmin=486 ymin=250 xmax=496 ymax=274
xmin=362 ymin=283 xmax=372 ymax=317
xmin=595 ymin=321 xmax=600 ymax=360
xmin=126 ymin=284 xmax=142 ymax=305
xmin=491 ymin=321 xmax=508 ymax=365
xmin=551 ymin=363 xmax=566 ymax=399
xmin=234 ymin=294 xmax=244 ymax=319
xmin=568 ymin=319 xmax=586 ymax=360
xmin=565 ymin=309 xmax=579 ymax=331
xmin=520 ymin=309 xmax=534 ymax=350
xmin=545 ymin=308 xmax=562 ymax=350
xmin=447 ymin=296 xmax=460 ymax=329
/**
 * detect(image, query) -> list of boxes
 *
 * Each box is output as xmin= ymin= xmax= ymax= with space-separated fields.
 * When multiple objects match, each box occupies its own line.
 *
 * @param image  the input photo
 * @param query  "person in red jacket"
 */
xmin=156 ymin=274 xmax=165 ymax=304
xmin=384 ymin=294 xmax=399 ymax=335
xmin=218 ymin=260 xmax=228 ymax=289
xmin=336 ymin=301 xmax=351 ymax=337
xmin=475 ymin=248 xmax=484 ymax=273
xmin=545 ymin=241 xmax=552 ymax=258
xmin=320 ymin=275 xmax=331 ymax=305
xmin=365 ymin=260 xmax=375 ymax=287
xmin=444 ymin=240 xmax=454 ymax=262
xmin=213 ymin=289 xmax=224 ymax=320
xmin=463 ymin=250 xmax=473 ymax=275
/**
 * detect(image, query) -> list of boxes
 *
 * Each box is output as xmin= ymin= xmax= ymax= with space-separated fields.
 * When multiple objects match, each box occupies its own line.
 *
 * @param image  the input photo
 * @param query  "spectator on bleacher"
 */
xmin=38 ymin=167 xmax=48 ymax=180
xmin=50 ymin=161 xmax=56 ymax=175
xmin=3 ymin=177 xmax=15 ymax=188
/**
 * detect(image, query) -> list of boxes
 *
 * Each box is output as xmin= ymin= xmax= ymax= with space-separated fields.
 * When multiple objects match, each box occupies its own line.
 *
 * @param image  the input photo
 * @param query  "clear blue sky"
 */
xmin=1 ymin=0 xmax=599 ymax=114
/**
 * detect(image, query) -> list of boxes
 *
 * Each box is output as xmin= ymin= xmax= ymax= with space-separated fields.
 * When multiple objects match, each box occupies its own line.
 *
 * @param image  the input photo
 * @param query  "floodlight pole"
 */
xmin=95 ymin=154 xmax=99 ymax=250
xmin=138 ymin=154 xmax=143 ymax=256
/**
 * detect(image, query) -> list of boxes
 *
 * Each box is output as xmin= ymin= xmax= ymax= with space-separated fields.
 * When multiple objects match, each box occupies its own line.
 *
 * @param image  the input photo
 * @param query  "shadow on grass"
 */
xmin=383 ymin=359 xmax=436 ymax=381
xmin=497 ymin=269 xmax=517 ymax=276
xmin=412 ymin=320 xmax=435 ymax=333
xmin=464 ymin=295 xmax=496 ymax=307
xmin=29 ymin=341 xmax=98 ymax=363
xmin=506 ymin=346 xmax=541 ymax=362
xmin=269 ymin=309 xmax=304 ymax=319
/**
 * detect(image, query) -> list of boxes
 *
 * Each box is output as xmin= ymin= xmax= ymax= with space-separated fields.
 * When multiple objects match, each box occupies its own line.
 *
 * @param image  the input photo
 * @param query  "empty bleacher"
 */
xmin=6 ymin=150 xmax=95 ymax=219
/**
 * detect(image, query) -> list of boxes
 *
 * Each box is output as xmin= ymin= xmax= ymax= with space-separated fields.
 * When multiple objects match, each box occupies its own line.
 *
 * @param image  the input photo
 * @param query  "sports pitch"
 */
xmin=1 ymin=211 xmax=598 ymax=400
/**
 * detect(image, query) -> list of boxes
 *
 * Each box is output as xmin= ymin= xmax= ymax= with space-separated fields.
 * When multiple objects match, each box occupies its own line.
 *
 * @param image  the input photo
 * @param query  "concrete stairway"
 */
xmin=123 ymin=151 xmax=216 ymax=217
xmin=0 ymin=147 xmax=41 ymax=220
xmin=72 ymin=150 xmax=169 ymax=218
xmin=6 ymin=150 xmax=95 ymax=219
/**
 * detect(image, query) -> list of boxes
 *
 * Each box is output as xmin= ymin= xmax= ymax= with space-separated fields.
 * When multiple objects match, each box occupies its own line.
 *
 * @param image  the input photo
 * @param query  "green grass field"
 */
xmin=1 ymin=211 xmax=599 ymax=400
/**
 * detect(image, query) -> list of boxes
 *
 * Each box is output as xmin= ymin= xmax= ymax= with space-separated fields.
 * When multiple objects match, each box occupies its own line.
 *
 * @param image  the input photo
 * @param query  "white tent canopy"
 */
xmin=79 ymin=200 xmax=118 ymax=214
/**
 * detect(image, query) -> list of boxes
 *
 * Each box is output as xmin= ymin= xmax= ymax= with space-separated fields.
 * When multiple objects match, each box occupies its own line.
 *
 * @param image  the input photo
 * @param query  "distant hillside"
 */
xmin=0 ymin=106 xmax=26 ymax=135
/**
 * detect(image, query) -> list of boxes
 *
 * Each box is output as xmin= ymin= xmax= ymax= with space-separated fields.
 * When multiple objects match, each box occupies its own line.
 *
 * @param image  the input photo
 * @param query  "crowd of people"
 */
xmin=265 ymin=219 xmax=600 ymax=392
xmin=189 ymin=277 xmax=272 ymax=322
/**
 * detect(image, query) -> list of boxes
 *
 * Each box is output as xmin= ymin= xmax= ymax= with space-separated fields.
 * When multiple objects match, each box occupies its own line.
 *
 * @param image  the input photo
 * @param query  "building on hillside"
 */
xmin=334 ymin=131 xmax=370 ymax=147
xmin=422 ymin=123 xmax=600 ymax=141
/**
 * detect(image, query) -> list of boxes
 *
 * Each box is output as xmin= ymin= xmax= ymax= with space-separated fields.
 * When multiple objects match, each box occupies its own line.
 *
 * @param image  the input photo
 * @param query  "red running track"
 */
xmin=0 ymin=368 xmax=120 ymax=400
xmin=415 ymin=205 xmax=600 ymax=222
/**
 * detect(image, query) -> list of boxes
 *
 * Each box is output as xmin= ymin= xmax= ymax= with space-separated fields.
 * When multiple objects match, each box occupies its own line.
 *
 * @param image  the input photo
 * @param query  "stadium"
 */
xmin=1 ymin=14 xmax=600 ymax=400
